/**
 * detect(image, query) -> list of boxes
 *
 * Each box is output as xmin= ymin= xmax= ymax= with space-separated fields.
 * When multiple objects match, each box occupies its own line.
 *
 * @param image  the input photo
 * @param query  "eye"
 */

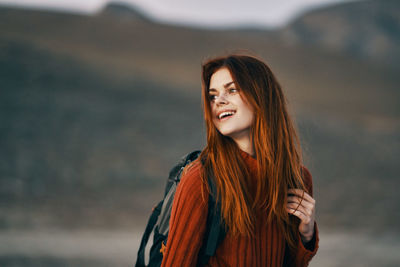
xmin=209 ymin=94 xmax=217 ymax=101
xmin=229 ymin=87 xmax=238 ymax=93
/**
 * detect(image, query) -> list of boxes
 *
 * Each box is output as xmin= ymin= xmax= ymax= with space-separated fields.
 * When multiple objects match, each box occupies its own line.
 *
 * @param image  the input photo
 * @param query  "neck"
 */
xmin=233 ymin=136 xmax=255 ymax=158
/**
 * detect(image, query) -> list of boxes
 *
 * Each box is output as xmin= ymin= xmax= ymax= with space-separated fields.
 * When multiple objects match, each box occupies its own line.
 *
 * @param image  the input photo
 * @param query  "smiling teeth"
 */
xmin=219 ymin=111 xmax=235 ymax=119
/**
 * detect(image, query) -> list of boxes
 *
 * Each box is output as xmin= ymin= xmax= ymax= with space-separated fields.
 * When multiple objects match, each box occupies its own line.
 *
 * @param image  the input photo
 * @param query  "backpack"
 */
xmin=135 ymin=150 xmax=226 ymax=267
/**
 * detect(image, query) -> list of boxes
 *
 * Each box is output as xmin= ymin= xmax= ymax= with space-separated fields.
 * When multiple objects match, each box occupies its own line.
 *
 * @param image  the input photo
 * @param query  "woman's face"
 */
xmin=208 ymin=67 xmax=254 ymax=142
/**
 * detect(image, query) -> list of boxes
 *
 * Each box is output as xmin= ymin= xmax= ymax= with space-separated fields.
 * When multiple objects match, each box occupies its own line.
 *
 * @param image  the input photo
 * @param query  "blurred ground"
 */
xmin=0 ymin=229 xmax=400 ymax=267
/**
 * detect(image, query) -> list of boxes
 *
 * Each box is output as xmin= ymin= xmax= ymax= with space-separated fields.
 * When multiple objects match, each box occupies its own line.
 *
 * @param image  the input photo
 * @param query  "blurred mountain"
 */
xmin=280 ymin=0 xmax=400 ymax=69
xmin=0 ymin=0 xmax=399 ymax=233
xmin=99 ymin=1 xmax=152 ymax=23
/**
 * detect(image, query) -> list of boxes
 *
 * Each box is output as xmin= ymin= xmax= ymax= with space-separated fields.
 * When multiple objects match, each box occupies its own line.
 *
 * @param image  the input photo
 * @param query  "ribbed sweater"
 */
xmin=161 ymin=150 xmax=319 ymax=267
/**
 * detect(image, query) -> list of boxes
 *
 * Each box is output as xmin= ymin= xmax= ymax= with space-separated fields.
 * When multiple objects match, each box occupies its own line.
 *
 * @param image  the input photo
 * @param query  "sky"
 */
xmin=0 ymin=0 xmax=359 ymax=28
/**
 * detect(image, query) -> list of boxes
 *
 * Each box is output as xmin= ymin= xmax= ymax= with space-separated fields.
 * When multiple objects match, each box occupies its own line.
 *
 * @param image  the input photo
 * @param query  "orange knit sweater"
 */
xmin=161 ymin=150 xmax=319 ymax=267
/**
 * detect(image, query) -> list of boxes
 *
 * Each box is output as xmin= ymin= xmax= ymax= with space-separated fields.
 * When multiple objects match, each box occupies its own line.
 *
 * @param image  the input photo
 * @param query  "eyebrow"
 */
xmin=208 ymin=81 xmax=236 ymax=92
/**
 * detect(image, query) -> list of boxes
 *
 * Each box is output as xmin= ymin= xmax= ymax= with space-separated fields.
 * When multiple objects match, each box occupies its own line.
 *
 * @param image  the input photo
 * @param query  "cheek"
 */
xmin=210 ymin=103 xmax=217 ymax=117
xmin=245 ymin=105 xmax=255 ymax=119
xmin=242 ymin=110 xmax=254 ymax=125
xmin=209 ymin=104 xmax=218 ymax=125
xmin=238 ymin=101 xmax=254 ymax=122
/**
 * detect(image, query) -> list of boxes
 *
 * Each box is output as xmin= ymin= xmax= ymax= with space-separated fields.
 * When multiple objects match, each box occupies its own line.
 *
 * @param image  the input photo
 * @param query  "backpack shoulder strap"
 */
xmin=164 ymin=150 xmax=201 ymax=197
xmin=196 ymin=165 xmax=226 ymax=267
xmin=135 ymin=200 xmax=163 ymax=267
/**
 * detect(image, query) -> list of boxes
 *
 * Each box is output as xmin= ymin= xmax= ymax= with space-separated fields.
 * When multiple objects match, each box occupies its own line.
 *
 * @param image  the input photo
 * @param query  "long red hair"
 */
xmin=199 ymin=53 xmax=307 ymax=251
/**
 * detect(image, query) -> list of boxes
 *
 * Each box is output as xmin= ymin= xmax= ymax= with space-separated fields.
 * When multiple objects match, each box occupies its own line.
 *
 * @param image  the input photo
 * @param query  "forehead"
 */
xmin=209 ymin=68 xmax=234 ymax=90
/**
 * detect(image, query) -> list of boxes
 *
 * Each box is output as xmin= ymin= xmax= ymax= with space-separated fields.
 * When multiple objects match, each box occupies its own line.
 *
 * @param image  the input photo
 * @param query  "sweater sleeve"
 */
xmin=292 ymin=166 xmax=320 ymax=266
xmin=161 ymin=161 xmax=208 ymax=267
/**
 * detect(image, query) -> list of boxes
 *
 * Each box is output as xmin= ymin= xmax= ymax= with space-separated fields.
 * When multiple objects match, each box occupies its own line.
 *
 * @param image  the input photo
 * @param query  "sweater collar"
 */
xmin=239 ymin=148 xmax=256 ymax=160
xmin=239 ymin=149 xmax=257 ymax=168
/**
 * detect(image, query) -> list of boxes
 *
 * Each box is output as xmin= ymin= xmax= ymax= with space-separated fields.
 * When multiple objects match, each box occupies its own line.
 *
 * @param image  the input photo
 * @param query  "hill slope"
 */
xmin=280 ymin=0 xmax=400 ymax=69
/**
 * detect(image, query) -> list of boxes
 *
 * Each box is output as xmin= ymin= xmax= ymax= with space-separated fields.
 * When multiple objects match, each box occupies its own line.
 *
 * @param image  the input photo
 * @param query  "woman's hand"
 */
xmin=286 ymin=189 xmax=316 ymax=243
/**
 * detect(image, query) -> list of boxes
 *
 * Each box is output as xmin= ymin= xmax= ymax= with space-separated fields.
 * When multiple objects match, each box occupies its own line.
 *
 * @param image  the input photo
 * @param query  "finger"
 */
xmin=287 ymin=196 xmax=314 ymax=210
xmin=287 ymin=198 xmax=312 ymax=214
xmin=287 ymin=202 xmax=312 ymax=217
xmin=287 ymin=188 xmax=308 ymax=198
xmin=287 ymin=207 xmax=312 ymax=225
xmin=288 ymin=189 xmax=315 ymax=204
xmin=287 ymin=195 xmax=315 ymax=216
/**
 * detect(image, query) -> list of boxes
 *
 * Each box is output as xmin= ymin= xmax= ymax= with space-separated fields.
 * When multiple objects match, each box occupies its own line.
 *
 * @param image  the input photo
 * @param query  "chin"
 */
xmin=218 ymin=128 xmax=241 ymax=138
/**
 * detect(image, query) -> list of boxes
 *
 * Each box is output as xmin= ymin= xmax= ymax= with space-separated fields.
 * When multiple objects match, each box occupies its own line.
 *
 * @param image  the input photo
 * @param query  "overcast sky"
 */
xmin=0 ymin=0 xmax=359 ymax=28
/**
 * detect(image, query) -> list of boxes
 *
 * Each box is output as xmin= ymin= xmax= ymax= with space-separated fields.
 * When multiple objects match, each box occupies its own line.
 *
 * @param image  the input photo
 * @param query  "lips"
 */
xmin=217 ymin=109 xmax=236 ymax=120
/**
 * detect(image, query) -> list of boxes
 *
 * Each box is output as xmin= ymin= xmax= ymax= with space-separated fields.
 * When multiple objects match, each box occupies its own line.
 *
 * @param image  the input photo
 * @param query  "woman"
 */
xmin=161 ymin=54 xmax=319 ymax=266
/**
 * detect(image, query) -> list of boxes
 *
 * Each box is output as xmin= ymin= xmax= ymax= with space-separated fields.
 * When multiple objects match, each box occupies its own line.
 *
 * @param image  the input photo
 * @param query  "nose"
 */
xmin=216 ymin=92 xmax=229 ymax=106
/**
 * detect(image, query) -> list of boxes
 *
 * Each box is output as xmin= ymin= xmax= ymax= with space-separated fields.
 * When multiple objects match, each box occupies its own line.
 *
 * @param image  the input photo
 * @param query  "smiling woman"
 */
xmin=208 ymin=68 xmax=255 ymax=153
xmin=159 ymin=53 xmax=319 ymax=266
